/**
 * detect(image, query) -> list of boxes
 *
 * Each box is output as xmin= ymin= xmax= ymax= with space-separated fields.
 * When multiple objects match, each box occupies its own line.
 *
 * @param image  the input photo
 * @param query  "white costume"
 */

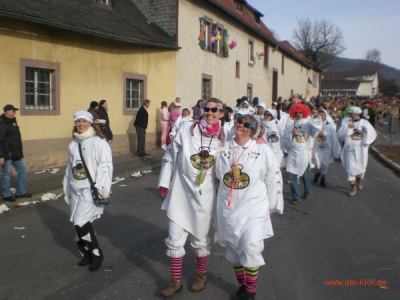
xmin=337 ymin=117 xmax=376 ymax=180
xmin=169 ymin=107 xmax=193 ymax=139
xmin=158 ymin=121 xmax=223 ymax=257
xmin=63 ymin=127 xmax=113 ymax=226
xmin=215 ymin=139 xmax=283 ymax=267
xmin=282 ymin=117 xmax=321 ymax=176
xmin=313 ymin=113 xmax=341 ymax=175
xmin=262 ymin=110 xmax=284 ymax=168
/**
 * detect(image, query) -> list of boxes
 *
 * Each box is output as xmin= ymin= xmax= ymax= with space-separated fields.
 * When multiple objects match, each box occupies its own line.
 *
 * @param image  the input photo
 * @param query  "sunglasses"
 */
xmin=295 ymin=111 xmax=303 ymax=115
xmin=204 ymin=106 xmax=220 ymax=113
xmin=265 ymin=114 xmax=272 ymax=117
xmin=236 ymin=117 xmax=256 ymax=129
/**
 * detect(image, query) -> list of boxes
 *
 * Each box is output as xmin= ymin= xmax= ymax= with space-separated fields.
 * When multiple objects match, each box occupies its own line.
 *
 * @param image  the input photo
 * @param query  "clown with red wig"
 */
xmin=282 ymin=103 xmax=322 ymax=204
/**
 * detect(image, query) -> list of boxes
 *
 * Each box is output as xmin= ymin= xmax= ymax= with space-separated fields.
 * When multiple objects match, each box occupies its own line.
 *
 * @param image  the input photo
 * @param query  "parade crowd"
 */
xmin=1 ymin=93 xmax=398 ymax=300
xmin=155 ymin=93 xmax=398 ymax=299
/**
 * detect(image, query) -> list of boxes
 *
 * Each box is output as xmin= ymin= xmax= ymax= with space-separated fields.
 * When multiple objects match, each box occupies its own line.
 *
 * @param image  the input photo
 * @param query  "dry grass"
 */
xmin=374 ymin=145 xmax=400 ymax=165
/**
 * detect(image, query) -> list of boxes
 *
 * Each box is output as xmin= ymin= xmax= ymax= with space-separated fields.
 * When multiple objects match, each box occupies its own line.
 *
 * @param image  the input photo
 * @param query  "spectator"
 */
xmin=62 ymin=110 xmax=112 ymax=271
xmin=0 ymin=104 xmax=32 ymax=202
xmin=192 ymin=100 xmax=204 ymax=120
xmin=88 ymin=101 xmax=106 ymax=127
xmin=337 ymin=106 xmax=377 ymax=196
xmin=160 ymin=101 xmax=170 ymax=150
xmin=169 ymin=102 xmax=182 ymax=131
xmin=98 ymin=99 xmax=113 ymax=141
xmin=133 ymin=99 xmax=150 ymax=157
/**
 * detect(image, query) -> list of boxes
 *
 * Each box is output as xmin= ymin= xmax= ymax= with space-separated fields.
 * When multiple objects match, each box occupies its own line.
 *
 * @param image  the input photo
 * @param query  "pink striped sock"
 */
xmin=196 ymin=255 xmax=208 ymax=274
xmin=170 ymin=257 xmax=183 ymax=282
xmin=233 ymin=265 xmax=246 ymax=286
xmin=245 ymin=267 xmax=259 ymax=294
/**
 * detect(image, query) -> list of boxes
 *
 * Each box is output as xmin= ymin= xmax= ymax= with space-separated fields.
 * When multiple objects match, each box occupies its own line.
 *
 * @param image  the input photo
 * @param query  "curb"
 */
xmin=370 ymin=146 xmax=400 ymax=175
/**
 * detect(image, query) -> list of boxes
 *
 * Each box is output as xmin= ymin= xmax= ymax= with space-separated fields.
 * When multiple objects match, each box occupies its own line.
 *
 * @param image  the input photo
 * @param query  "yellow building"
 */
xmin=0 ymin=0 xmax=320 ymax=171
xmin=0 ymin=0 xmax=178 ymax=170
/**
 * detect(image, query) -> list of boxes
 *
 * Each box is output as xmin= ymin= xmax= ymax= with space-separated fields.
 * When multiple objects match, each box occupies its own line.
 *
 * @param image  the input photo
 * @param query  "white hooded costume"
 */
xmin=313 ymin=109 xmax=342 ymax=174
xmin=337 ymin=107 xmax=377 ymax=179
xmin=215 ymin=139 xmax=283 ymax=267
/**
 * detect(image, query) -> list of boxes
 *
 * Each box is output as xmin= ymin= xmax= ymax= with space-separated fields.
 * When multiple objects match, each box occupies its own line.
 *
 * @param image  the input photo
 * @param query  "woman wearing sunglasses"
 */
xmin=215 ymin=114 xmax=283 ymax=300
xmin=158 ymin=98 xmax=225 ymax=297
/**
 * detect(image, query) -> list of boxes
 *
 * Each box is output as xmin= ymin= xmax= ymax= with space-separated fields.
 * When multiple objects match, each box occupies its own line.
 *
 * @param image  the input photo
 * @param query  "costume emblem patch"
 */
xmin=316 ymin=132 xmax=327 ymax=142
xmin=223 ymin=164 xmax=250 ymax=189
xmin=72 ymin=161 xmax=87 ymax=180
xmin=295 ymin=132 xmax=309 ymax=143
xmin=267 ymin=131 xmax=280 ymax=143
xmin=351 ymin=129 xmax=363 ymax=141
xmin=190 ymin=150 xmax=215 ymax=170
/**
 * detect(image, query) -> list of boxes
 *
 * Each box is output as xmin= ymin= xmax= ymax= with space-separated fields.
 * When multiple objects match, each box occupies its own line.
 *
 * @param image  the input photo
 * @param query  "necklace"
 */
xmin=197 ymin=127 xmax=214 ymax=195
xmin=228 ymin=142 xmax=247 ymax=206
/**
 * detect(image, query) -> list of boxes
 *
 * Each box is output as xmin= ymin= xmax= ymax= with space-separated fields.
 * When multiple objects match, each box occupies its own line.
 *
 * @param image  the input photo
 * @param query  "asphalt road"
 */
xmin=0 ymin=155 xmax=399 ymax=299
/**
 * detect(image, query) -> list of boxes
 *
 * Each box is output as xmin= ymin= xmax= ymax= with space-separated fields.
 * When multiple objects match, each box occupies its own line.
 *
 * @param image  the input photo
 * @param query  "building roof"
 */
xmin=323 ymin=71 xmax=376 ymax=82
xmin=207 ymin=0 xmax=315 ymax=69
xmin=278 ymin=40 xmax=315 ymax=69
xmin=0 ymin=0 xmax=179 ymax=49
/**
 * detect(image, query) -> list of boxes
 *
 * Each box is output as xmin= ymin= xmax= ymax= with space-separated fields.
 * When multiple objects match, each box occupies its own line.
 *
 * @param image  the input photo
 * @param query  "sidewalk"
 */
xmin=1 ymin=147 xmax=165 ymax=209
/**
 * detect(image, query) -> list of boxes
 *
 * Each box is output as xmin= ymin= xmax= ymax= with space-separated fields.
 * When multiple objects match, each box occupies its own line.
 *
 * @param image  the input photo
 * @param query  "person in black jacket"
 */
xmin=133 ymin=99 xmax=150 ymax=157
xmin=98 ymin=99 xmax=113 ymax=142
xmin=0 ymin=104 xmax=32 ymax=202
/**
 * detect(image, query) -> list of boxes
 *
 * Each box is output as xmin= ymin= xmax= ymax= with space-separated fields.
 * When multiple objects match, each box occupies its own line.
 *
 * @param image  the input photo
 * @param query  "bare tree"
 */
xmin=364 ymin=48 xmax=381 ymax=64
xmin=292 ymin=18 xmax=346 ymax=69
xmin=360 ymin=48 xmax=381 ymax=73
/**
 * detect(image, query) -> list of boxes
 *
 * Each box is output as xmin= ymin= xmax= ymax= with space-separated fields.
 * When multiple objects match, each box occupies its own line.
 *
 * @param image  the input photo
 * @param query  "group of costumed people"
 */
xmin=158 ymin=98 xmax=283 ymax=300
xmin=157 ymin=97 xmax=377 ymax=299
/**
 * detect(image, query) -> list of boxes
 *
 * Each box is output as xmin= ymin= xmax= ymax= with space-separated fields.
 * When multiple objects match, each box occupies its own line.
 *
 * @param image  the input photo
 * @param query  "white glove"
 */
xmin=97 ymin=188 xmax=110 ymax=198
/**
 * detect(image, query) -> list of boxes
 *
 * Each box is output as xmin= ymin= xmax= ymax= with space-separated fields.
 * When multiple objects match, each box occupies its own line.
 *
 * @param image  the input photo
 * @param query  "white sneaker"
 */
xmin=161 ymin=145 xmax=167 ymax=150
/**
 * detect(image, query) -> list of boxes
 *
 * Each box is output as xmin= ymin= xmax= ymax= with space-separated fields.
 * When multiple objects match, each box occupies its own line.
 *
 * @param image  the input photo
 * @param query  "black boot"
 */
xmin=313 ymin=173 xmax=320 ymax=183
xmin=89 ymin=250 xmax=104 ymax=272
xmin=77 ymin=241 xmax=92 ymax=266
xmin=320 ymin=176 xmax=326 ymax=187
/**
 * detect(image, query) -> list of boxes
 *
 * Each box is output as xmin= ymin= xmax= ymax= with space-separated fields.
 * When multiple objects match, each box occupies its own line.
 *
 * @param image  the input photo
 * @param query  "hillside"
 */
xmin=324 ymin=57 xmax=400 ymax=89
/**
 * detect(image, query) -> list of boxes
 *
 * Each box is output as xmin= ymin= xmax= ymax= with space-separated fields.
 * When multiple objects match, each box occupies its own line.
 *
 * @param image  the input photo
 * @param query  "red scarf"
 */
xmin=199 ymin=118 xmax=221 ymax=136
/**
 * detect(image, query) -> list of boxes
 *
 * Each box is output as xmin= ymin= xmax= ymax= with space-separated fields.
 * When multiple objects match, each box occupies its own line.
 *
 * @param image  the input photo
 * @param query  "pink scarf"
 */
xmin=199 ymin=118 xmax=221 ymax=136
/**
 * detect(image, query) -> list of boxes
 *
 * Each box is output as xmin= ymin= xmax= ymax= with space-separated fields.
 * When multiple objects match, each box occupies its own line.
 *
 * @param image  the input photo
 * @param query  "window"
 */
xmin=235 ymin=61 xmax=240 ymax=78
xmin=312 ymin=72 xmax=317 ymax=87
xmin=20 ymin=59 xmax=60 ymax=115
xmin=204 ymin=18 xmax=212 ymax=52
xmin=234 ymin=0 xmax=243 ymax=11
xmin=281 ymin=55 xmax=285 ymax=74
xmin=124 ymin=72 xmax=147 ymax=114
xmin=202 ymin=74 xmax=213 ymax=100
xmin=247 ymin=84 xmax=253 ymax=102
xmin=255 ymin=14 xmax=260 ymax=24
xmin=248 ymin=40 xmax=254 ymax=65
xmin=264 ymin=45 xmax=269 ymax=68
xmin=212 ymin=24 xmax=224 ymax=55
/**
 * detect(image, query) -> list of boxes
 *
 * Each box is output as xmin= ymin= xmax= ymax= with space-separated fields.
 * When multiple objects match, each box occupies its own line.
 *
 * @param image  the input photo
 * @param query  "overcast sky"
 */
xmin=246 ymin=0 xmax=400 ymax=69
